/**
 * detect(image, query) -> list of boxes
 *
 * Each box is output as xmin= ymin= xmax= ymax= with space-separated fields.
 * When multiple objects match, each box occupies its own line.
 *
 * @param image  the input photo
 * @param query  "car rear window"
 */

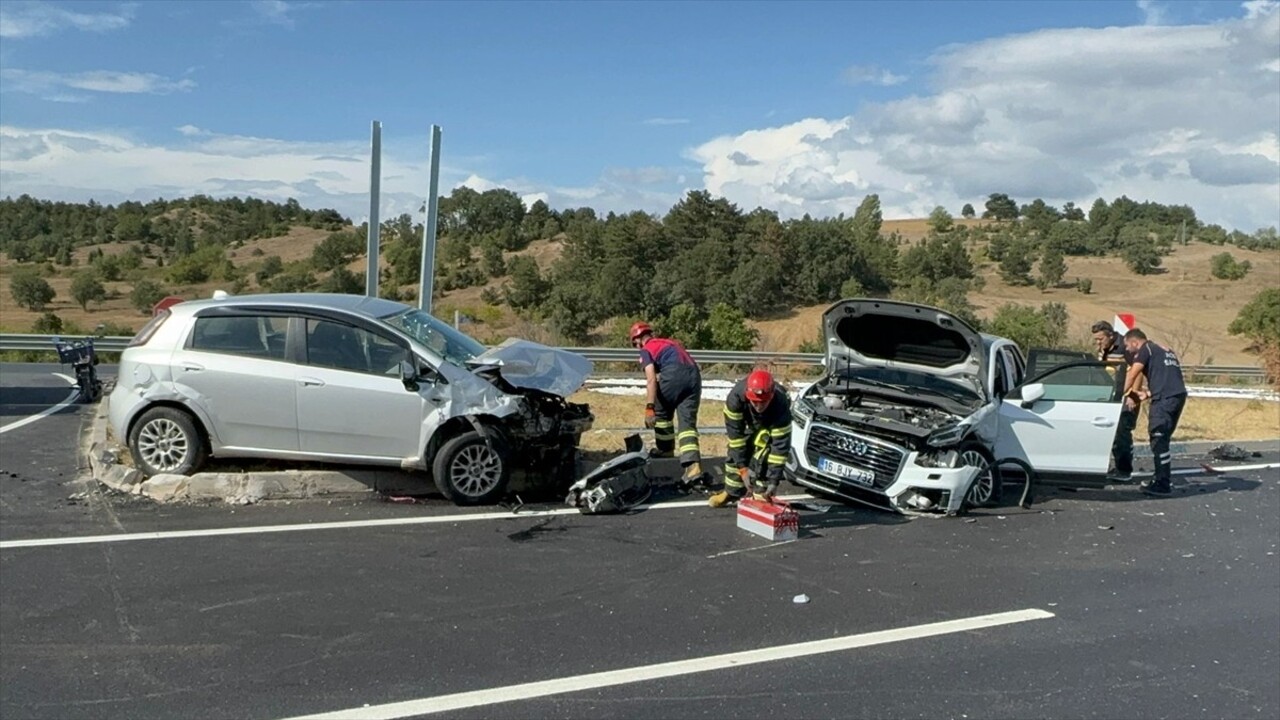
xmin=128 ymin=310 xmax=170 ymax=348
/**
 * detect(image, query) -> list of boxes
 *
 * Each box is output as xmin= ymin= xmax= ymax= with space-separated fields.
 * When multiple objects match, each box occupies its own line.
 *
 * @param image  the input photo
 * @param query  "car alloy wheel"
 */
xmin=449 ymin=443 xmax=504 ymax=498
xmin=137 ymin=417 xmax=191 ymax=473
xmin=961 ymin=447 xmax=996 ymax=507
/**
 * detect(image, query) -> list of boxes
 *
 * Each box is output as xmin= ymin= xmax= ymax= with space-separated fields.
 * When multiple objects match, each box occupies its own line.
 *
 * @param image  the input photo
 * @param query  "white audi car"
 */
xmin=785 ymin=299 xmax=1123 ymax=514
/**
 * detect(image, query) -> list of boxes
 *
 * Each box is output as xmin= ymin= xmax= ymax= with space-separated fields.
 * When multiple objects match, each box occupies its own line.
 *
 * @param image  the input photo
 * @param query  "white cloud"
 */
xmin=0 ymin=1 xmax=135 ymax=39
xmin=841 ymin=64 xmax=908 ymax=86
xmin=642 ymin=117 xmax=690 ymax=126
xmin=1 ymin=69 xmax=196 ymax=97
xmin=1137 ymin=0 xmax=1169 ymax=25
xmin=175 ymin=124 xmax=209 ymax=137
xmin=688 ymin=4 xmax=1280 ymax=230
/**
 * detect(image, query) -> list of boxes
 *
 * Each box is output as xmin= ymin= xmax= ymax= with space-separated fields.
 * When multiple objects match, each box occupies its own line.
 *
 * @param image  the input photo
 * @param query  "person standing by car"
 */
xmin=1092 ymin=320 xmax=1140 ymax=482
xmin=630 ymin=322 xmax=709 ymax=488
xmin=1122 ymin=328 xmax=1188 ymax=496
xmin=710 ymin=369 xmax=792 ymax=508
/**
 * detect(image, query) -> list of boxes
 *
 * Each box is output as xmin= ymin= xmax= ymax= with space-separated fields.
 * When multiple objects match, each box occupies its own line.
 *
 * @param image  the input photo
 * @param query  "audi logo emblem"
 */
xmin=836 ymin=437 xmax=870 ymax=456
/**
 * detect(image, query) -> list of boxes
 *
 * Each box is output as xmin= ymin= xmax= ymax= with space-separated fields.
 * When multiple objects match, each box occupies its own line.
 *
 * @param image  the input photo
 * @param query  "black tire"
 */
xmin=432 ymin=430 xmax=511 ymax=506
xmin=128 ymin=407 xmax=208 ymax=477
xmin=959 ymin=442 xmax=1001 ymax=509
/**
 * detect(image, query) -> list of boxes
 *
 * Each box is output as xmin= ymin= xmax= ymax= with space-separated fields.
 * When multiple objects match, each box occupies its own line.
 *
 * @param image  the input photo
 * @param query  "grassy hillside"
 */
xmin=1 ymin=217 xmax=1273 ymax=367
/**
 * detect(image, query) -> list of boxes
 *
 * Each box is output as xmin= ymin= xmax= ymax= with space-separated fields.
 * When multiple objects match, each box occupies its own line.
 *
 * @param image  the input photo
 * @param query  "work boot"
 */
xmin=680 ymin=462 xmax=712 ymax=492
xmin=708 ymin=491 xmax=735 ymax=508
xmin=1106 ymin=471 xmax=1133 ymax=484
xmin=1139 ymin=479 xmax=1172 ymax=496
xmin=648 ymin=448 xmax=673 ymax=460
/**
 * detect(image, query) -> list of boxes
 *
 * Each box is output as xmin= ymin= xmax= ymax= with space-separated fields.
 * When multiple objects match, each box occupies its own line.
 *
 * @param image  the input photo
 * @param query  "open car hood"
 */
xmin=468 ymin=338 xmax=593 ymax=398
xmin=821 ymin=299 xmax=985 ymax=385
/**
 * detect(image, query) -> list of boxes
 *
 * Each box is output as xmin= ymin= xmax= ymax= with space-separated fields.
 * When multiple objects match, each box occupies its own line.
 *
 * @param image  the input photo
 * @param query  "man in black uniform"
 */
xmin=710 ymin=369 xmax=792 ymax=508
xmin=1123 ymin=328 xmax=1188 ymax=496
xmin=1092 ymin=320 xmax=1140 ymax=481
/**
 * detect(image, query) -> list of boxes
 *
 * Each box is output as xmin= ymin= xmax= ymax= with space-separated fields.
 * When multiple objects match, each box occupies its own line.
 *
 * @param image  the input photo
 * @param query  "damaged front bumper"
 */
xmin=785 ymin=436 xmax=980 ymax=516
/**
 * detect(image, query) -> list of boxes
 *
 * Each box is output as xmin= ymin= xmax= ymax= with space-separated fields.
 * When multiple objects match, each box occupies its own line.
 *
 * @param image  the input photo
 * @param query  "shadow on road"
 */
xmin=0 ymin=386 xmax=80 ymax=418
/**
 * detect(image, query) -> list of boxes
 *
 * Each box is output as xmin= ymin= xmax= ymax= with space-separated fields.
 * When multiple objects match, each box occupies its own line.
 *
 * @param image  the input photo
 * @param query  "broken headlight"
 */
xmin=926 ymin=424 xmax=966 ymax=448
xmin=792 ymin=397 xmax=815 ymax=429
xmin=915 ymin=449 xmax=959 ymax=468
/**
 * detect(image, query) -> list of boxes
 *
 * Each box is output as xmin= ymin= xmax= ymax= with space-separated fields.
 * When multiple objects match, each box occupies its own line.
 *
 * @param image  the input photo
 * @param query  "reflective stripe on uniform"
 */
xmin=767 ymin=453 xmax=788 ymax=465
xmin=724 ymin=408 xmax=743 ymax=421
xmin=769 ymin=426 xmax=791 ymax=438
xmin=727 ymin=437 xmax=747 ymax=449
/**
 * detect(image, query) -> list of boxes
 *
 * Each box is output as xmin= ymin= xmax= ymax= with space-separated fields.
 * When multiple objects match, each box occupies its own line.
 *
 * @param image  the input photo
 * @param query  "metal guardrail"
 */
xmin=0 ymin=333 xmax=1268 ymax=379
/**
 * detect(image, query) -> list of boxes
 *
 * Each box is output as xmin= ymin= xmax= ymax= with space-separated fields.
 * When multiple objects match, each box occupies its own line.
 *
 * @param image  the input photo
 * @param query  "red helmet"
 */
xmin=746 ymin=370 xmax=775 ymax=404
xmin=629 ymin=321 xmax=653 ymax=343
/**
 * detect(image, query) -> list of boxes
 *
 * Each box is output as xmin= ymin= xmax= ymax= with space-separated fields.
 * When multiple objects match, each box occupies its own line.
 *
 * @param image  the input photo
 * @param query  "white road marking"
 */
xmin=0 ymin=493 xmax=814 ymax=550
xmin=706 ymin=539 xmax=796 ymax=558
xmin=0 ymin=373 xmax=79 ymax=436
xmin=1126 ymin=462 xmax=1280 ymax=478
xmin=279 ymin=608 xmax=1055 ymax=720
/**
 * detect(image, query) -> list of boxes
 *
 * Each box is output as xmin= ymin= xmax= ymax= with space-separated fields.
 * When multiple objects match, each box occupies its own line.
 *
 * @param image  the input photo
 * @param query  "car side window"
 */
xmin=305 ymin=319 xmax=407 ymax=376
xmin=1023 ymin=363 xmax=1117 ymax=403
xmin=1002 ymin=347 xmax=1025 ymax=387
xmin=190 ymin=316 xmax=288 ymax=360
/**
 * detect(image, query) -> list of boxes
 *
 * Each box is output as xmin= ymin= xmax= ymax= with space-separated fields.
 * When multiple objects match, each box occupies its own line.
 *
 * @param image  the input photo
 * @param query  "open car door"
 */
xmin=994 ymin=361 xmax=1123 ymax=488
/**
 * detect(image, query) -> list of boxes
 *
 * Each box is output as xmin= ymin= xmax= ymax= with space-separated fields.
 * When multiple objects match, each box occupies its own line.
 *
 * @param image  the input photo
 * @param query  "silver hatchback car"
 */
xmin=109 ymin=293 xmax=594 ymax=505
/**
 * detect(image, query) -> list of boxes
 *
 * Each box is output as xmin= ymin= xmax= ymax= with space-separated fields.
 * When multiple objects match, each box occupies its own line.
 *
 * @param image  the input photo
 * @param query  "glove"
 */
xmin=738 ymin=466 xmax=752 ymax=489
xmin=753 ymin=480 xmax=779 ymax=502
xmin=644 ymin=404 xmax=657 ymax=429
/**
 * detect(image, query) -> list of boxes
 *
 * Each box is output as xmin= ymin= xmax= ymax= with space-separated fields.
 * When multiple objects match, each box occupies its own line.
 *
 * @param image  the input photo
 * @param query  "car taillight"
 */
xmin=129 ymin=310 xmax=170 ymax=348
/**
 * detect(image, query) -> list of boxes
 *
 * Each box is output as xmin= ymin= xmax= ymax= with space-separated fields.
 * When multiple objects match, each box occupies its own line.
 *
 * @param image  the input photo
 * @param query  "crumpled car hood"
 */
xmin=468 ymin=338 xmax=593 ymax=398
xmin=822 ymin=299 xmax=985 ymax=385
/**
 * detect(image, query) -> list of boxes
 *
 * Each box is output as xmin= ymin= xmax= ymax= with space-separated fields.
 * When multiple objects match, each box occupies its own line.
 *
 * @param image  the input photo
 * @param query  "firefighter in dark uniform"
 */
xmin=630 ymin=322 xmax=709 ymax=487
xmin=710 ymin=369 xmax=792 ymax=508
xmin=1092 ymin=320 xmax=1141 ymax=481
xmin=1122 ymin=328 xmax=1188 ymax=496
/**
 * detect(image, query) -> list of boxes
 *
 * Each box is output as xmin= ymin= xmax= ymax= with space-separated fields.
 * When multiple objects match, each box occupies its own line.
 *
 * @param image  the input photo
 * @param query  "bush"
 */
xmin=1210 ymin=252 xmax=1251 ymax=280
xmin=9 ymin=270 xmax=56 ymax=310
xmin=1229 ymin=288 xmax=1280 ymax=347
xmin=1076 ymin=277 xmax=1093 ymax=294
xmin=130 ymin=280 xmax=168 ymax=314
xmin=31 ymin=312 xmax=63 ymax=334
xmin=988 ymin=302 xmax=1070 ymax=350
xmin=71 ymin=270 xmax=107 ymax=311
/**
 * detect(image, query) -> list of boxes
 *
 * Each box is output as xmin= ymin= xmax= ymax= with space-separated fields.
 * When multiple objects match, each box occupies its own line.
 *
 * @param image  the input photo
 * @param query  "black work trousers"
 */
xmin=1148 ymin=393 xmax=1187 ymax=488
xmin=1112 ymin=406 xmax=1137 ymax=476
xmin=653 ymin=364 xmax=702 ymax=467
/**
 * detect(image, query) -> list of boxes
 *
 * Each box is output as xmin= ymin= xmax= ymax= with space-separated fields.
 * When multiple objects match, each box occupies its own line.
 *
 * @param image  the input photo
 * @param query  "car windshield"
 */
xmin=832 ymin=366 xmax=982 ymax=405
xmin=381 ymin=308 xmax=487 ymax=367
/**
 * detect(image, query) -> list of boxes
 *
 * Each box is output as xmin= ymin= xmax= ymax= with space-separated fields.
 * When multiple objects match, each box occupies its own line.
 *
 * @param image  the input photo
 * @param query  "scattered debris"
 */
xmin=964 ymin=518 xmax=978 ymax=523
xmin=793 ymin=594 xmax=810 ymax=604
xmin=1182 ymin=553 xmax=1196 ymax=558
xmin=1207 ymin=444 xmax=1252 ymax=461
xmin=383 ymin=495 xmax=423 ymax=504
xmin=1098 ymin=525 xmax=1114 ymax=530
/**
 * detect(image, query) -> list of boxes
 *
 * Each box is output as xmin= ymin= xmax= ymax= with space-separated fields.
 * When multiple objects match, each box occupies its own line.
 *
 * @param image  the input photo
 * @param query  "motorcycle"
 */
xmin=52 ymin=334 xmax=103 ymax=403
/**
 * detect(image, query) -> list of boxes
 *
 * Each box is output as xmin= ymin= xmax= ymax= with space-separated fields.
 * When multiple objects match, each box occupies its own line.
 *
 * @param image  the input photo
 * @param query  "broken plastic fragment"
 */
xmin=793 ymin=594 xmax=810 ymax=604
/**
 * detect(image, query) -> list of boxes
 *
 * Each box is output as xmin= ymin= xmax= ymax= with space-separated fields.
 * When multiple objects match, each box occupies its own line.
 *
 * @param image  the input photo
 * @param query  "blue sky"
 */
xmin=1 ymin=1 xmax=1277 ymax=230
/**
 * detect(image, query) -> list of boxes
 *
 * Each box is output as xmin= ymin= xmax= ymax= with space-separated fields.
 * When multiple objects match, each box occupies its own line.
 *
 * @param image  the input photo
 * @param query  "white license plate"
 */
xmin=818 ymin=457 xmax=876 ymax=486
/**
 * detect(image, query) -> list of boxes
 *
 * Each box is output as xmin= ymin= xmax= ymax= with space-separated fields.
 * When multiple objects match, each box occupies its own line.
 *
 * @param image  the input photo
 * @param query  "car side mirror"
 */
xmin=399 ymin=360 xmax=420 ymax=391
xmin=1019 ymin=383 xmax=1046 ymax=409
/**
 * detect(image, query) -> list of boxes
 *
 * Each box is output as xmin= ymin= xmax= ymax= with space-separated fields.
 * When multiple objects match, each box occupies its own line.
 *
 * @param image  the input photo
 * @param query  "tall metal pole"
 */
xmin=366 ymin=120 xmax=382 ymax=297
xmin=419 ymin=125 xmax=442 ymax=312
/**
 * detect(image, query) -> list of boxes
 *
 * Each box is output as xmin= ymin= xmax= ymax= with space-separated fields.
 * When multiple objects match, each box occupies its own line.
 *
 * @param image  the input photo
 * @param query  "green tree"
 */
xmin=1210 ymin=252 xmax=1252 ymax=280
xmin=70 ymin=270 xmax=106 ymax=311
xmin=311 ymin=230 xmax=364 ymax=271
xmin=1061 ymin=201 xmax=1085 ymax=222
xmin=899 ymin=236 xmax=973 ymax=283
xmin=256 ymin=255 xmax=284 ymax=284
xmin=988 ymin=302 xmax=1070 ymax=350
xmin=892 ymin=276 xmax=980 ymax=328
xmin=481 ymin=241 xmax=506 ymax=277
xmin=318 ymin=266 xmax=364 ymax=294
xmin=983 ymin=193 xmax=1019 ymax=221
xmin=1020 ymin=199 xmax=1060 ymax=236
xmin=999 ymin=240 xmax=1035 ymax=285
xmin=1228 ymin=288 xmax=1280 ymax=346
xmin=961 ymin=203 xmax=975 ymax=219
xmin=1121 ymin=236 xmax=1162 ymax=275
xmin=9 ymin=270 xmax=56 ymax=310
xmin=1038 ymin=246 xmax=1066 ymax=289
xmin=31 ymin=312 xmax=63 ymax=334
xmin=503 ymin=256 xmax=549 ymax=312
xmin=705 ymin=303 xmax=758 ymax=351
xmin=130 ymin=279 xmax=168 ymax=314
xmin=928 ymin=206 xmax=954 ymax=234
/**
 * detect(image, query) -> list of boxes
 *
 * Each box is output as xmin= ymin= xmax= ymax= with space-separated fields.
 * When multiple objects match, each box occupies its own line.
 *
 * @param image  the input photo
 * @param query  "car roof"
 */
xmin=169 ymin=292 xmax=410 ymax=319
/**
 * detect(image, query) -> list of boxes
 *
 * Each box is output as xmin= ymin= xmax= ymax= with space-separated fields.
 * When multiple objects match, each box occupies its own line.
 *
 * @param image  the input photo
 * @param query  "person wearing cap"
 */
xmin=1091 ymin=320 xmax=1141 ymax=481
xmin=1122 ymin=328 xmax=1188 ymax=496
xmin=710 ymin=368 xmax=792 ymax=508
xmin=629 ymin=321 xmax=709 ymax=488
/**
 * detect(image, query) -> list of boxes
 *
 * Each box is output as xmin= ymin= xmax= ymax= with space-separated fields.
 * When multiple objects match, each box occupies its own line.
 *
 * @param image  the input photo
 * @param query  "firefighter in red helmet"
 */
xmin=710 ymin=368 xmax=792 ymax=508
xmin=630 ymin=321 xmax=709 ymax=488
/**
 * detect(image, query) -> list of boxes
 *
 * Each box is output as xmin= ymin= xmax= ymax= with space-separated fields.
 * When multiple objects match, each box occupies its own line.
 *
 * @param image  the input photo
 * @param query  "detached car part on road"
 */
xmin=785 ymin=299 xmax=1124 ymax=515
xmin=108 ymin=293 xmax=594 ymax=505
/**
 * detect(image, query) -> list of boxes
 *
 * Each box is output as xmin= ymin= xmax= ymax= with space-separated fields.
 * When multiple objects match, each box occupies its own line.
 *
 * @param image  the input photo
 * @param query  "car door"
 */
xmin=172 ymin=313 xmax=299 ymax=451
xmin=294 ymin=317 xmax=426 ymax=461
xmin=994 ymin=361 xmax=1122 ymax=486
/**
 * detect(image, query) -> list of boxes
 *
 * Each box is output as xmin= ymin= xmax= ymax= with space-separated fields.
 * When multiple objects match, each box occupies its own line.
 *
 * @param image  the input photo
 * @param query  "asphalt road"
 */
xmin=2 ymin=363 xmax=1278 ymax=719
